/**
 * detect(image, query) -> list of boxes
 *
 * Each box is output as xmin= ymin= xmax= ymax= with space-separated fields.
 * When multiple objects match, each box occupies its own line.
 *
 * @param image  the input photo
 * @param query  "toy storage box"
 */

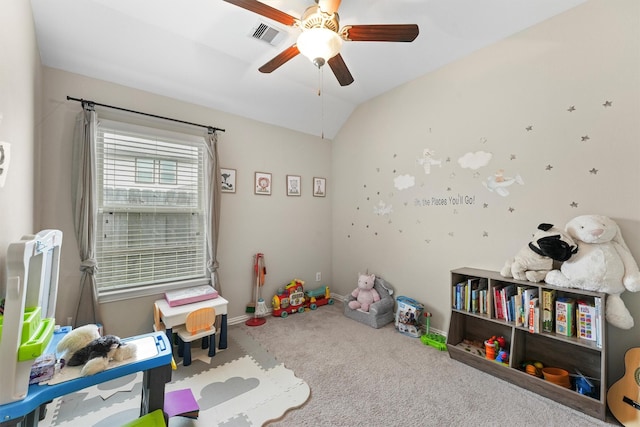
xmin=395 ymin=296 xmax=424 ymax=337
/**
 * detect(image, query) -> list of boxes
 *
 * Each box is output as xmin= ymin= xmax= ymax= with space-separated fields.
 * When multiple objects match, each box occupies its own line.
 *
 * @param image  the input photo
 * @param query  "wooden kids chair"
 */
xmin=152 ymin=302 xmax=166 ymax=333
xmin=175 ymin=307 xmax=216 ymax=366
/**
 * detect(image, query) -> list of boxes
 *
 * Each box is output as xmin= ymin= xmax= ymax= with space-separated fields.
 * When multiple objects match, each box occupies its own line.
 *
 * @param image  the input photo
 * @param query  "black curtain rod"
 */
xmin=66 ymin=96 xmax=225 ymax=134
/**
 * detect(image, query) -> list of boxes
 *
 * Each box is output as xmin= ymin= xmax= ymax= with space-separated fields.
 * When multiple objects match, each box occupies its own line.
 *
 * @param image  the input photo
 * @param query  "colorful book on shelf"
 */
xmin=577 ymin=300 xmax=597 ymax=341
xmin=522 ymin=287 xmax=538 ymax=326
xmin=501 ymin=284 xmax=516 ymax=321
xmin=528 ymin=297 xmax=539 ymax=333
xmin=594 ymin=296 xmax=603 ymax=348
xmin=455 ymin=282 xmax=465 ymax=310
xmin=465 ymin=280 xmax=471 ymax=312
xmin=555 ymin=297 xmax=575 ymax=337
xmin=542 ymin=289 xmax=556 ymax=333
xmin=468 ymin=278 xmax=480 ymax=313
xmin=493 ymin=286 xmax=504 ymax=319
xmin=452 ymin=283 xmax=457 ymax=309
xmin=513 ymin=286 xmax=524 ymax=326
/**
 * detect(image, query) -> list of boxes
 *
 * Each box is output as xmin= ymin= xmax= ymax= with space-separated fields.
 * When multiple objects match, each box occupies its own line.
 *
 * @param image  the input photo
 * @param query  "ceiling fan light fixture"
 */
xmin=297 ymin=27 xmax=342 ymax=68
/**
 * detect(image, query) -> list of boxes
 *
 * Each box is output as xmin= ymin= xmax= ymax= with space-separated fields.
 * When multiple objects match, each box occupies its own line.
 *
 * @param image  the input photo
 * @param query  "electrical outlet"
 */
xmin=316 ymin=272 xmax=321 ymax=282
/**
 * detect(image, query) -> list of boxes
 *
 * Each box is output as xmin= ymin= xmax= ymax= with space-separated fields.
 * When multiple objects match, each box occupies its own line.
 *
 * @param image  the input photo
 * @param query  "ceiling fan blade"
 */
xmin=328 ymin=54 xmax=354 ymax=86
xmin=258 ymin=44 xmax=300 ymax=73
xmin=223 ymin=0 xmax=297 ymax=26
xmin=317 ymin=0 xmax=342 ymax=14
xmin=342 ymin=24 xmax=419 ymax=42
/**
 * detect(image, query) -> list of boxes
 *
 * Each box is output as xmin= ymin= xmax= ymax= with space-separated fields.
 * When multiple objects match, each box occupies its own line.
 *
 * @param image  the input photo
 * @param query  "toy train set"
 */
xmin=271 ymin=279 xmax=334 ymax=318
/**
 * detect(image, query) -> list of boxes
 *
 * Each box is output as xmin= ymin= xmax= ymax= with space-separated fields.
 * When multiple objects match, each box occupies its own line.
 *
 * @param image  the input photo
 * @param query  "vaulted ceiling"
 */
xmin=30 ymin=0 xmax=586 ymax=139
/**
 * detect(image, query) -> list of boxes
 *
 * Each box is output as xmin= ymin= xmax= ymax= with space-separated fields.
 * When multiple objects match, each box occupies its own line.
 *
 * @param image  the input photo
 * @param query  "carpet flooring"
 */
xmin=38 ymin=326 xmax=310 ymax=426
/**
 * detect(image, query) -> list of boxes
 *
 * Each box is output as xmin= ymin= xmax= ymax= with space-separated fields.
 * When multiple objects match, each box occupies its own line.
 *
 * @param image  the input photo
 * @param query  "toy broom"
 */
xmin=246 ymin=253 xmax=267 ymax=326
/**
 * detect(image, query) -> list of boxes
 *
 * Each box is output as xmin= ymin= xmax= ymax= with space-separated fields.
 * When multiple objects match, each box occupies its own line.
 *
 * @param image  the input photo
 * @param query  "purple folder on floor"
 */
xmin=164 ymin=388 xmax=199 ymax=419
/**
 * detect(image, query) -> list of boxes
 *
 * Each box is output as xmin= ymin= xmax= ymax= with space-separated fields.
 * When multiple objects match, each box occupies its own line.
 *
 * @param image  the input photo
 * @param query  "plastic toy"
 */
xmin=420 ymin=312 xmax=447 ymax=351
xmin=0 ymin=230 xmax=62 ymax=405
xmin=303 ymin=286 xmax=334 ymax=310
xmin=271 ymin=279 xmax=306 ymax=318
xmin=496 ymin=349 xmax=509 ymax=363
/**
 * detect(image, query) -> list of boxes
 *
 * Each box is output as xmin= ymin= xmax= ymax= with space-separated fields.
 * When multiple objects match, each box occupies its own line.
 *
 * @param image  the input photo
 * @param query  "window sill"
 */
xmin=98 ymin=278 xmax=211 ymax=303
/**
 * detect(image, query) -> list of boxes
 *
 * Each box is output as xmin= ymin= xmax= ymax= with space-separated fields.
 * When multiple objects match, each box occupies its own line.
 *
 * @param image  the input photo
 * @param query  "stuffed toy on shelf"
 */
xmin=545 ymin=214 xmax=640 ymax=329
xmin=500 ymin=223 xmax=578 ymax=282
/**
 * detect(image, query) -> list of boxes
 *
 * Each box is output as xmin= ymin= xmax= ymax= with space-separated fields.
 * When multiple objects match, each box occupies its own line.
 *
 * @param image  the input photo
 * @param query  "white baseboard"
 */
xmin=229 ymin=292 xmax=447 ymax=337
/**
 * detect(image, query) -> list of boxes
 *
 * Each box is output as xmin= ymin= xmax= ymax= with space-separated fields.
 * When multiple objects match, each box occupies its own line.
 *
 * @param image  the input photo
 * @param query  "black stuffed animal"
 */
xmin=67 ymin=335 xmax=136 ymax=376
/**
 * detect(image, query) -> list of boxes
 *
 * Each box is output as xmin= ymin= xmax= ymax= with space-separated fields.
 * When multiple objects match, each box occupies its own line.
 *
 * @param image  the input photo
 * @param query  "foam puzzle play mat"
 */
xmin=39 ymin=328 xmax=310 ymax=426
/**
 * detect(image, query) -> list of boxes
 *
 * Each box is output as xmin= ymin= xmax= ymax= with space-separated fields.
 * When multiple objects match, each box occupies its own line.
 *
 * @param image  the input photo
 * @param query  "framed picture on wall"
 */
xmin=286 ymin=175 xmax=301 ymax=196
xmin=220 ymin=168 xmax=236 ymax=193
xmin=313 ymin=177 xmax=326 ymax=197
xmin=254 ymin=172 xmax=272 ymax=195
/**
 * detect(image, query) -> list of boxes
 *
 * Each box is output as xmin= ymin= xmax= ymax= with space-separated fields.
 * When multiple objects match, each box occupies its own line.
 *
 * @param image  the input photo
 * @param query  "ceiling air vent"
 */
xmin=250 ymin=22 xmax=283 ymax=45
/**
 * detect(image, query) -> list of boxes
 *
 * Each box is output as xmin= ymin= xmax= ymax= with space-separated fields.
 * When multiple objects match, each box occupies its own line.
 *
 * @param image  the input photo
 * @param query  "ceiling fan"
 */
xmin=223 ymin=0 xmax=419 ymax=86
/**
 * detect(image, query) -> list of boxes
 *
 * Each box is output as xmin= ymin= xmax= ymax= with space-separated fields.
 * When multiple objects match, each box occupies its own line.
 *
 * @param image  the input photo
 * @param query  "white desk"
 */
xmin=154 ymin=296 xmax=228 ymax=351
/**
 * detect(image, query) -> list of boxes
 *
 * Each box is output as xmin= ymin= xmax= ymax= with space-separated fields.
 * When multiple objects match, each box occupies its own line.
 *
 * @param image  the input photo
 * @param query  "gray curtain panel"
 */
xmin=205 ymin=131 xmax=222 ymax=296
xmin=71 ymin=104 xmax=102 ymax=328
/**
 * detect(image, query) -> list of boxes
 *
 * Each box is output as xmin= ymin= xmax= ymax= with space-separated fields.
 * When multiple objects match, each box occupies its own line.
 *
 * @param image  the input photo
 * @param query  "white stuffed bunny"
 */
xmin=545 ymin=215 xmax=640 ymax=329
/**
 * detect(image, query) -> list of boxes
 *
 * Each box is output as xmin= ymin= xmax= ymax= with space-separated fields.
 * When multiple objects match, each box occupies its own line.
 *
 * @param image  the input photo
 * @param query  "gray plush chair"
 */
xmin=343 ymin=276 xmax=395 ymax=328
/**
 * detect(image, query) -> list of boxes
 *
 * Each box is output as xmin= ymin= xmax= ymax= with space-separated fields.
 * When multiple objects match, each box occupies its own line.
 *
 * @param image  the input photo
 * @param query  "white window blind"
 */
xmin=95 ymin=119 xmax=206 ymax=293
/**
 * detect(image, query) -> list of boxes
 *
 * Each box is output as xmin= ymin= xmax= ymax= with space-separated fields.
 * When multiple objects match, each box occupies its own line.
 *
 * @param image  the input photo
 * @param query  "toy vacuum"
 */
xmin=246 ymin=253 xmax=267 ymax=326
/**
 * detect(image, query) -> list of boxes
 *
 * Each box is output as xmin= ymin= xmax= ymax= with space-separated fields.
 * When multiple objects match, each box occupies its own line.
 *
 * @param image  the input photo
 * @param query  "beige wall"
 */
xmin=332 ymin=0 xmax=639 ymax=384
xmin=38 ymin=68 xmax=332 ymax=336
xmin=0 ymin=1 xmax=41 ymax=289
xmin=3 ymin=0 xmax=638 ymax=390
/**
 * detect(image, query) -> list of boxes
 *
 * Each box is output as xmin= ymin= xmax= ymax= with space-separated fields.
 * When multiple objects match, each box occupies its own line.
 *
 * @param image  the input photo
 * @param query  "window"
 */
xmin=95 ymin=119 xmax=207 ymax=295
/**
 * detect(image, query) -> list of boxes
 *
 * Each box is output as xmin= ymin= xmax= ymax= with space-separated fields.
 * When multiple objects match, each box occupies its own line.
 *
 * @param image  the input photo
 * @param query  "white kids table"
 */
xmin=153 ymin=296 xmax=229 ymax=351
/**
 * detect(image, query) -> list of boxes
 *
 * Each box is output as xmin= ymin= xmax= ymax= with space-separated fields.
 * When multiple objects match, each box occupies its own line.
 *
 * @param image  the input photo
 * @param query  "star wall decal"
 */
xmin=526 ymin=126 xmax=533 ymax=131
xmin=567 ymin=106 xmax=576 ymax=112
xmin=425 ymin=239 xmax=431 ymax=244
xmin=581 ymin=135 xmax=590 ymax=142
xmin=589 ymin=168 xmax=598 ymax=174
xmin=546 ymin=164 xmax=553 ymax=170
xmin=480 ymin=137 xmax=487 ymax=144
xmin=570 ymin=201 xmax=579 ymax=208
xmin=473 ymin=171 xmax=481 ymax=178
xmin=603 ymin=100 xmax=612 ymax=107
xmin=483 ymin=231 xmax=489 ymax=237
xmin=446 ymin=157 xmax=451 ymax=162
xmin=508 ymin=207 xmax=515 ymax=212
xmin=446 ymin=187 xmax=452 ymax=191
xmin=448 ymin=232 xmax=455 ymax=237
xmin=510 ymin=154 xmax=516 ymax=160
xmin=483 ymin=203 xmax=489 ymax=208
